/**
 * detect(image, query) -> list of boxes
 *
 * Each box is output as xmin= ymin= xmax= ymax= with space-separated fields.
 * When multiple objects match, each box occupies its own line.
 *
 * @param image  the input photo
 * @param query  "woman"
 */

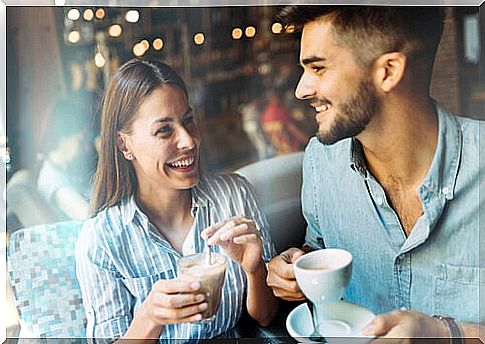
xmin=75 ymin=58 xmax=278 ymax=342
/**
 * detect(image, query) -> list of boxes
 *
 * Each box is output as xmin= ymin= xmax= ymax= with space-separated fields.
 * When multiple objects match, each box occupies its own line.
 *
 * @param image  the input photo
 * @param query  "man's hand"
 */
xmin=363 ymin=310 xmax=449 ymax=344
xmin=266 ymin=247 xmax=306 ymax=301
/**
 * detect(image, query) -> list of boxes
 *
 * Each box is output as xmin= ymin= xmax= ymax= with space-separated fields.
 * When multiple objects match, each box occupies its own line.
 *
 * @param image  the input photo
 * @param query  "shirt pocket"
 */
xmin=122 ymin=270 xmax=175 ymax=300
xmin=434 ymin=264 xmax=483 ymax=323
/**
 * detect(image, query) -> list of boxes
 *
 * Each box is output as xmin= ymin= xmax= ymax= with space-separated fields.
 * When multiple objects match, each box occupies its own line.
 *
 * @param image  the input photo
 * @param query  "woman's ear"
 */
xmin=117 ymin=133 xmax=134 ymax=160
xmin=373 ymin=52 xmax=407 ymax=93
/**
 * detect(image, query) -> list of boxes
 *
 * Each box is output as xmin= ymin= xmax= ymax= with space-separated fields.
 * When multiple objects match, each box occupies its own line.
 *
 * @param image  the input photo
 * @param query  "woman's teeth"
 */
xmin=169 ymin=157 xmax=195 ymax=168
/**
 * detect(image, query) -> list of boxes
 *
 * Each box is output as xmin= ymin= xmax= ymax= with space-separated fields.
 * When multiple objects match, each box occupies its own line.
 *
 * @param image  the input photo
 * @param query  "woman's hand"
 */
xmin=135 ymin=278 xmax=208 ymax=327
xmin=201 ymin=215 xmax=263 ymax=274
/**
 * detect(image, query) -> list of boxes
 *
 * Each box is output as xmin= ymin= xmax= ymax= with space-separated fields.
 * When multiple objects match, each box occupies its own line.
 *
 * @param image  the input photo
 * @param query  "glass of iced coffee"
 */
xmin=176 ymin=252 xmax=227 ymax=319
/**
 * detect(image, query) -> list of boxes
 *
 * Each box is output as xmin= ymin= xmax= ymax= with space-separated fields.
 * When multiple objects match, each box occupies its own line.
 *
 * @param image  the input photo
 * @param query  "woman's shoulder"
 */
xmin=79 ymin=203 xmax=126 ymax=245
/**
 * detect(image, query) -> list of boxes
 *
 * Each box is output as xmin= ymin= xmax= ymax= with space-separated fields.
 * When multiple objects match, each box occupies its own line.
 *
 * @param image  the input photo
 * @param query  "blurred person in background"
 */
xmin=261 ymin=87 xmax=309 ymax=155
xmin=75 ymin=58 xmax=278 ymax=342
xmin=239 ymin=93 xmax=273 ymax=160
xmin=37 ymin=98 xmax=96 ymax=220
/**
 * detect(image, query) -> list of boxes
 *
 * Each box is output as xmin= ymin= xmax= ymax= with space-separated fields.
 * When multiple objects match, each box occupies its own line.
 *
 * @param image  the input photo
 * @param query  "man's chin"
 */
xmin=316 ymin=131 xmax=346 ymax=145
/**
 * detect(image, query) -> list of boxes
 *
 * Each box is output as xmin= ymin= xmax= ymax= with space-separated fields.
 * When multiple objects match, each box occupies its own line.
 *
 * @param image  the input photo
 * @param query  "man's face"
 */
xmin=295 ymin=19 xmax=379 ymax=145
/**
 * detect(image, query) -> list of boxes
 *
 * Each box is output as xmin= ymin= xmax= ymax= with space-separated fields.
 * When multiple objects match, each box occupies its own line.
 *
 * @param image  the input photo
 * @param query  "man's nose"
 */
xmin=295 ymin=73 xmax=316 ymax=100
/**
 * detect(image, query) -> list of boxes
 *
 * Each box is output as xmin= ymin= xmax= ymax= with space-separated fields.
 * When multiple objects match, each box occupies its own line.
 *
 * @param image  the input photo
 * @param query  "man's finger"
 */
xmin=268 ymin=256 xmax=297 ymax=279
xmin=363 ymin=312 xmax=399 ymax=337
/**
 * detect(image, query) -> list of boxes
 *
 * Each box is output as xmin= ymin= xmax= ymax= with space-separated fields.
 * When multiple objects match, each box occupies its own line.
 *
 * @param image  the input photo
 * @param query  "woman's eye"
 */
xmin=184 ymin=116 xmax=196 ymax=127
xmin=156 ymin=125 xmax=172 ymax=135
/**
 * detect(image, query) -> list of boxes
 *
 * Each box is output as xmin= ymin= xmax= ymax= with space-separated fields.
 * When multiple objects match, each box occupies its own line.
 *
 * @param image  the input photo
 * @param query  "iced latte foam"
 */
xmin=177 ymin=252 xmax=227 ymax=319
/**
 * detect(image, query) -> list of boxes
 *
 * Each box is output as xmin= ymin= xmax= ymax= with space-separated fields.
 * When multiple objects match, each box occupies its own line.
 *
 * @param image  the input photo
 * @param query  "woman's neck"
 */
xmin=136 ymin=187 xmax=193 ymax=233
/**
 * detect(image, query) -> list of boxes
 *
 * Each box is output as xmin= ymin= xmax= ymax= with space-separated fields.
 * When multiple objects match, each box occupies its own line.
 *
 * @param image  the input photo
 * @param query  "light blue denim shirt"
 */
xmin=302 ymin=102 xmax=483 ymax=323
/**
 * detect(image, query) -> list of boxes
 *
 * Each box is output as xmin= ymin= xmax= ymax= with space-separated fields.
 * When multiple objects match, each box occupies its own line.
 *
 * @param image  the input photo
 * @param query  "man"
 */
xmin=266 ymin=6 xmax=484 ymax=341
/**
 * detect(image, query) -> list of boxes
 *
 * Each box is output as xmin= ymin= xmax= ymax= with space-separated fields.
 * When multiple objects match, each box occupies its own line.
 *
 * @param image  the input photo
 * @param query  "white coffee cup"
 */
xmin=294 ymin=248 xmax=352 ymax=305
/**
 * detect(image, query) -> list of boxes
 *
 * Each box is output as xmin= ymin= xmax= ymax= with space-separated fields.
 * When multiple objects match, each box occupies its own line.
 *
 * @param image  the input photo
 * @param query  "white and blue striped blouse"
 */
xmin=75 ymin=173 xmax=276 ymax=342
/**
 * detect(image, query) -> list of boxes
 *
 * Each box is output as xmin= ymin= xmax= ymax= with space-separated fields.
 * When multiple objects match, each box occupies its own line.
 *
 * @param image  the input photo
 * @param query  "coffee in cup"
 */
xmin=177 ymin=252 xmax=227 ymax=319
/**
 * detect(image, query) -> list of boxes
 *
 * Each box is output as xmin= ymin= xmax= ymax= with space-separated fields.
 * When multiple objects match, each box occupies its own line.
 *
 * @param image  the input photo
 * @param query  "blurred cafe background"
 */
xmin=3 ymin=3 xmax=483 ymax=337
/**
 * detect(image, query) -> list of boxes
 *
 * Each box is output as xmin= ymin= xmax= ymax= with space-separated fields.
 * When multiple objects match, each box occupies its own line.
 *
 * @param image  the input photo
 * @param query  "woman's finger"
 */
xmin=153 ymin=279 xmax=200 ymax=294
xmin=157 ymin=292 xmax=206 ymax=309
xmin=232 ymin=233 xmax=261 ymax=244
xmin=155 ymin=301 xmax=209 ymax=320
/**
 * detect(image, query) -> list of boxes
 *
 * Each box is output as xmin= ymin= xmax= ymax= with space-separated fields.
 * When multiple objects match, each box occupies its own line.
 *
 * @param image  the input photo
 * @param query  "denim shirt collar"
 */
xmin=348 ymin=101 xmax=462 ymax=201
xmin=349 ymin=138 xmax=367 ymax=178
xmin=419 ymin=101 xmax=462 ymax=201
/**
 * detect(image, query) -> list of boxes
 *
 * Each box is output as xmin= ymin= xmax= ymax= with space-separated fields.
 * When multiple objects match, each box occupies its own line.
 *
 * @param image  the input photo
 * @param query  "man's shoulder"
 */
xmin=455 ymin=115 xmax=481 ymax=143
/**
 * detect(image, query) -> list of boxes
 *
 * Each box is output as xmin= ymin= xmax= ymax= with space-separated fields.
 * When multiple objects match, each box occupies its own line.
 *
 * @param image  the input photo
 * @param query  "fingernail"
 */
xmin=196 ymin=294 xmax=205 ymax=302
xmin=191 ymin=282 xmax=200 ymax=290
xmin=199 ymin=303 xmax=208 ymax=310
xmin=194 ymin=314 xmax=202 ymax=321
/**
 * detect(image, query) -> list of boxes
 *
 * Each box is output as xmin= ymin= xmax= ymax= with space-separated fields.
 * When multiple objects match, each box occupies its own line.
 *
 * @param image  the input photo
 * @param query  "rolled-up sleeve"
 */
xmin=75 ymin=220 xmax=133 ymax=342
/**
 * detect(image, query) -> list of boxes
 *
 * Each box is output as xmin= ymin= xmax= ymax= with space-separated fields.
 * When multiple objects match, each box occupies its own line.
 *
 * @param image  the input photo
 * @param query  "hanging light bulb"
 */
xmin=194 ymin=33 xmax=205 ymax=45
xmin=95 ymin=51 xmax=106 ymax=68
xmin=245 ymin=26 xmax=256 ymax=38
xmin=153 ymin=38 xmax=164 ymax=50
xmin=108 ymin=24 xmax=122 ymax=37
xmin=231 ymin=28 xmax=243 ymax=40
xmin=125 ymin=10 xmax=140 ymax=23
xmin=67 ymin=8 xmax=81 ymax=21
xmin=68 ymin=30 xmax=81 ymax=44
xmin=271 ymin=22 xmax=283 ymax=34
xmin=83 ymin=9 xmax=94 ymax=21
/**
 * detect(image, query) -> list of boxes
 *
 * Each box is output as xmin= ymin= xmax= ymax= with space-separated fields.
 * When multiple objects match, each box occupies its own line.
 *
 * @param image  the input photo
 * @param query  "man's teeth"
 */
xmin=315 ymin=104 xmax=329 ymax=112
xmin=169 ymin=157 xmax=194 ymax=168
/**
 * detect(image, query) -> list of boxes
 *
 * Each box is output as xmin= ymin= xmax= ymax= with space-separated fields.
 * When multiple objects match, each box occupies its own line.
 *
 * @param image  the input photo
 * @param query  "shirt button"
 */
xmin=441 ymin=186 xmax=450 ymax=195
xmin=376 ymin=197 xmax=384 ymax=206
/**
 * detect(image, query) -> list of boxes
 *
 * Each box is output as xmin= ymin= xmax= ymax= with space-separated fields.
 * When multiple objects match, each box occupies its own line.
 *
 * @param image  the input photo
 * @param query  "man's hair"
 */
xmin=277 ymin=6 xmax=445 ymax=80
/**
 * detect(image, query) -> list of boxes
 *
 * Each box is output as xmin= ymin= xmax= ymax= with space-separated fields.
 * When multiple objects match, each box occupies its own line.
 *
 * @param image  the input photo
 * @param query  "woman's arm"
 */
xmin=245 ymin=259 xmax=279 ymax=326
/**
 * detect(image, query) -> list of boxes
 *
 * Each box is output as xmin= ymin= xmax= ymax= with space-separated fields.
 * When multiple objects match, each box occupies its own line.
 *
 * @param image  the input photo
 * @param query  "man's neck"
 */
xmin=358 ymin=96 xmax=438 ymax=189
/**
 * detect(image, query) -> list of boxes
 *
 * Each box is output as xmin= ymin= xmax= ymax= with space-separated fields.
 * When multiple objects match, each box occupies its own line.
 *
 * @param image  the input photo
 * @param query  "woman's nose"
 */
xmin=176 ymin=127 xmax=196 ymax=150
xmin=295 ymin=73 xmax=316 ymax=100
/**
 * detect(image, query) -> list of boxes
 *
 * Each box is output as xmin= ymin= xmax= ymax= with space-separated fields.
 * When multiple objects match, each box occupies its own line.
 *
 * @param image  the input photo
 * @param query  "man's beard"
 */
xmin=316 ymin=78 xmax=379 ymax=145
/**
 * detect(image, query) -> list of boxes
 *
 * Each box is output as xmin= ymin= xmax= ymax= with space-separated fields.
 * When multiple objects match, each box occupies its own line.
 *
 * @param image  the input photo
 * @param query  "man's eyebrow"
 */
xmin=301 ymin=56 xmax=326 ymax=66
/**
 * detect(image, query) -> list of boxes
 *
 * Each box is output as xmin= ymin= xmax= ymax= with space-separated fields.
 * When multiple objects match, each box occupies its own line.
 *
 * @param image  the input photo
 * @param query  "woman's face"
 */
xmin=121 ymin=85 xmax=201 ymax=192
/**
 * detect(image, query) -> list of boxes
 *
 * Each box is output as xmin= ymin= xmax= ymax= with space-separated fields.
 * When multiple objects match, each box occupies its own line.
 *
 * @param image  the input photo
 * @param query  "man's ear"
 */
xmin=117 ymin=132 xmax=134 ymax=160
xmin=373 ymin=52 xmax=407 ymax=93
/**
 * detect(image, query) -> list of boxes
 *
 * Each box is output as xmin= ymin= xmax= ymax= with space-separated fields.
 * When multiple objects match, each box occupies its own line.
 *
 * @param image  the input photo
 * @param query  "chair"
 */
xmin=236 ymin=152 xmax=306 ymax=253
xmin=7 ymin=220 xmax=87 ymax=338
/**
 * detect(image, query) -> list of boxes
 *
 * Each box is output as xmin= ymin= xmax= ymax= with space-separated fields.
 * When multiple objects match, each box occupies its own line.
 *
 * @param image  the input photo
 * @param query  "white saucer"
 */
xmin=286 ymin=301 xmax=376 ymax=344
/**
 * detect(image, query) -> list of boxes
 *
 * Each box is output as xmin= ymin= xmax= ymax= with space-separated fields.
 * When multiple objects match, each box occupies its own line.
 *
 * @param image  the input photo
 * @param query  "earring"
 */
xmin=126 ymin=154 xmax=133 ymax=160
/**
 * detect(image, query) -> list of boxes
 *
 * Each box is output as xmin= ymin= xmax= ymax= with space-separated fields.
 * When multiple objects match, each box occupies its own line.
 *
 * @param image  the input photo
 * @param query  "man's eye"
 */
xmin=312 ymin=66 xmax=325 ymax=73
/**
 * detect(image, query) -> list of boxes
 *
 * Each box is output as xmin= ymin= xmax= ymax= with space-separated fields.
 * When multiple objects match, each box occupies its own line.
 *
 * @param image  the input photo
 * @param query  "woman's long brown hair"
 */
xmin=91 ymin=58 xmax=188 ymax=215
